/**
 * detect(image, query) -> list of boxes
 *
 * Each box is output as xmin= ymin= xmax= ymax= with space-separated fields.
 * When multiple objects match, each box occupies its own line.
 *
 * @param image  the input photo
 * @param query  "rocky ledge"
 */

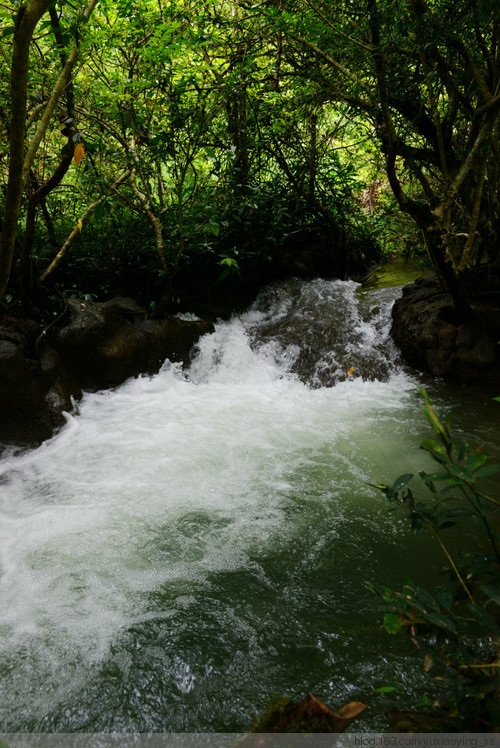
xmin=391 ymin=275 xmax=500 ymax=385
xmin=0 ymin=297 xmax=214 ymax=451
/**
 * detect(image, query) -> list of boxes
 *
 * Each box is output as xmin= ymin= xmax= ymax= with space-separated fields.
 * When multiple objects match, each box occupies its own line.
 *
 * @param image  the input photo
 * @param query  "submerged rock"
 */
xmin=391 ymin=276 xmax=500 ymax=384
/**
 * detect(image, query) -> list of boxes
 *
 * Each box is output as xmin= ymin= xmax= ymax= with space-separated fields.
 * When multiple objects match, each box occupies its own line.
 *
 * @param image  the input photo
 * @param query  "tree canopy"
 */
xmin=0 ymin=0 xmax=498 ymax=315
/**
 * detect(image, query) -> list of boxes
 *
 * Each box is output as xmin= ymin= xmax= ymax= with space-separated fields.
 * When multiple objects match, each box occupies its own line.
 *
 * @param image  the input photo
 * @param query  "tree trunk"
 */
xmin=0 ymin=0 xmax=53 ymax=302
xmin=0 ymin=0 xmax=98 ymax=304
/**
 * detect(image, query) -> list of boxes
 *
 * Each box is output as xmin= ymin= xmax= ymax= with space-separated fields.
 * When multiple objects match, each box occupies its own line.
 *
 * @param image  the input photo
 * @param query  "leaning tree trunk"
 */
xmin=0 ymin=0 xmax=98 ymax=305
xmin=0 ymin=0 xmax=53 ymax=302
xmin=19 ymin=5 xmax=79 ymax=312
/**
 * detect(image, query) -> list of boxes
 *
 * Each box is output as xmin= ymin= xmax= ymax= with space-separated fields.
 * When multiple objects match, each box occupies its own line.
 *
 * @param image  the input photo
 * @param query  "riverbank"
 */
xmin=391 ymin=274 xmax=500 ymax=386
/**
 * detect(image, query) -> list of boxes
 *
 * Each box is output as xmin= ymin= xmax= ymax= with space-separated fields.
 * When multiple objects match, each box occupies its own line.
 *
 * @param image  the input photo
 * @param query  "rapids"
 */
xmin=0 ymin=276 xmax=498 ymax=734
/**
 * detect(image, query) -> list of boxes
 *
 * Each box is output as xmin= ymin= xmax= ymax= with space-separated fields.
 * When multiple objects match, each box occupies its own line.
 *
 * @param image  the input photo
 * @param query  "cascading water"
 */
xmin=0 ymin=277 xmax=496 ymax=734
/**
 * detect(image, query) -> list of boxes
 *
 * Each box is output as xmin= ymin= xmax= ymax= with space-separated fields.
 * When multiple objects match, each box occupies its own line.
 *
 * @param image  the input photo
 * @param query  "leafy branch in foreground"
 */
xmin=369 ymin=387 xmax=500 ymax=730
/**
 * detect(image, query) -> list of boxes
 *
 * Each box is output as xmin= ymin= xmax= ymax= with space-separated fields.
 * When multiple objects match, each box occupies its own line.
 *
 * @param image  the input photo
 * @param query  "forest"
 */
xmin=0 ymin=0 xmax=498 ymax=317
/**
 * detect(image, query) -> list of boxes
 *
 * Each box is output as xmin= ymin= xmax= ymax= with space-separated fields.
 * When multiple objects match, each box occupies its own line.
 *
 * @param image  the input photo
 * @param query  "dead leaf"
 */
xmin=74 ymin=142 xmax=85 ymax=166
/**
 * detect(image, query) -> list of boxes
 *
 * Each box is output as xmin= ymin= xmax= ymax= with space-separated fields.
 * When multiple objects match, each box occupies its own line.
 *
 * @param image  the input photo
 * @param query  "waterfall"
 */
xmin=0 ymin=278 xmax=460 ymax=732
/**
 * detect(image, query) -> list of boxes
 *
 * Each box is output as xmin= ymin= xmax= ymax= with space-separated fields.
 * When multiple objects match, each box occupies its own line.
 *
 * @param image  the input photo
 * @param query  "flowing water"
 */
xmin=0 ymin=274 xmax=498 ymax=734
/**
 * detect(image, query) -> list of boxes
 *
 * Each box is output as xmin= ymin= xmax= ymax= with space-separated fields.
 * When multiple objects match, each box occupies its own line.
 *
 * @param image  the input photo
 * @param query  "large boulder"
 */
xmin=51 ymin=297 xmax=214 ymax=391
xmin=0 ymin=298 xmax=214 ymax=452
xmin=391 ymin=276 xmax=500 ymax=384
xmin=37 ymin=343 xmax=82 ymax=426
xmin=0 ymin=315 xmax=82 ymax=449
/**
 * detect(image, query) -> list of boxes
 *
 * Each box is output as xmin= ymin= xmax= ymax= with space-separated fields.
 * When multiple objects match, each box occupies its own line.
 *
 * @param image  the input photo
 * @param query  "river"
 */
xmin=0 ymin=269 xmax=498 ymax=734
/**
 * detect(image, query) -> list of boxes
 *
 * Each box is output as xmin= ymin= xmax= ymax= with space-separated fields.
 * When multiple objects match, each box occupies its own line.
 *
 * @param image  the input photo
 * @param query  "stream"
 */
xmin=1 ymin=269 xmax=499 ymax=734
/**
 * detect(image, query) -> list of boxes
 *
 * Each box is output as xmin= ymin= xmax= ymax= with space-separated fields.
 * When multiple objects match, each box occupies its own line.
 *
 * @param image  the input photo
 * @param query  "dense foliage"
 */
xmin=372 ymin=389 xmax=500 ymax=730
xmin=270 ymin=0 xmax=500 ymax=315
xmin=1 ymin=0 xmax=497 ymax=315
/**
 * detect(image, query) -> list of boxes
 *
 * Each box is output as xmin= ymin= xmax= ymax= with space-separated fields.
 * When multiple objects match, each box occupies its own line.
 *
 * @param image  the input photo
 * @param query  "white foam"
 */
xmin=0 ymin=278 xmax=427 ymax=726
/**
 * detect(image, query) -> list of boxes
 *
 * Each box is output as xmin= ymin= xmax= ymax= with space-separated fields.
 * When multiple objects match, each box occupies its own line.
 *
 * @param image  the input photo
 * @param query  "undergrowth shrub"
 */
xmin=370 ymin=388 xmax=500 ymax=730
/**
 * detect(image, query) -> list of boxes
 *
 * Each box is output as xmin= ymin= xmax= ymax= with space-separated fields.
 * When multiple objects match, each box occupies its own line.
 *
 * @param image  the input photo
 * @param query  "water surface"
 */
xmin=0 ymin=277 xmax=498 ymax=732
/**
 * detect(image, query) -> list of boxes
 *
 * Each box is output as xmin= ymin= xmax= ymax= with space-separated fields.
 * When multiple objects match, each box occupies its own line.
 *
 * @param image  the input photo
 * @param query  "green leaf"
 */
xmin=420 ymin=438 xmax=443 ymax=453
xmin=419 ymin=470 xmax=436 ymax=492
xmin=421 ymin=471 xmax=451 ymax=481
xmin=475 ymin=463 xmax=500 ymax=478
xmin=383 ymin=613 xmax=404 ymax=634
xmin=466 ymin=453 xmax=487 ymax=471
xmin=217 ymin=256 xmax=239 ymax=268
xmin=375 ymin=682 xmax=398 ymax=693
xmin=446 ymin=463 xmax=472 ymax=481
xmin=468 ymin=603 xmax=500 ymax=635
xmin=365 ymin=581 xmax=398 ymax=602
xmin=391 ymin=474 xmax=413 ymax=493
xmin=403 ymin=583 xmax=441 ymax=611
xmin=367 ymin=481 xmax=389 ymax=493
xmin=93 ymin=199 xmax=111 ymax=222
xmin=434 ymin=587 xmax=453 ymax=611
xmin=437 ymin=521 xmax=456 ymax=530
xmin=423 ymin=611 xmax=456 ymax=634
xmin=1 ymin=25 xmax=14 ymax=37
xmin=206 ymin=222 xmax=220 ymax=237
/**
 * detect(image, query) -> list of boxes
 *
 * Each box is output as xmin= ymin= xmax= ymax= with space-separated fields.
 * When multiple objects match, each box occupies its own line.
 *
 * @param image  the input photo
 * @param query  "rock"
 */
xmin=51 ymin=298 xmax=214 ymax=390
xmin=0 ymin=298 xmax=214 ymax=452
xmin=37 ymin=344 xmax=82 ymax=427
xmin=0 ymin=316 xmax=82 ymax=450
xmin=391 ymin=276 xmax=500 ymax=385
xmin=0 ymin=339 xmax=53 ymax=448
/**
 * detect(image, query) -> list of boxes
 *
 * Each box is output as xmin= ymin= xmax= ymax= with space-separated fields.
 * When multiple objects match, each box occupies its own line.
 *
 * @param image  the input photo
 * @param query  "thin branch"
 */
xmin=22 ymin=0 xmax=98 ymax=186
xmin=289 ymin=31 xmax=373 ymax=99
xmin=302 ymin=0 xmax=373 ymax=53
xmin=25 ymin=101 xmax=45 ymax=130
xmin=130 ymin=166 xmax=169 ymax=274
xmin=39 ymin=171 xmax=131 ymax=284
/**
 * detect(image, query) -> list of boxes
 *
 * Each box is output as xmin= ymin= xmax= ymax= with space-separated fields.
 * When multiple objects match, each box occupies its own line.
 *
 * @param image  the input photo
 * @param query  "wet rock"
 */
xmin=0 ymin=339 xmax=53 ymax=448
xmin=0 ymin=315 xmax=82 ymax=450
xmin=391 ymin=276 xmax=500 ymax=384
xmin=249 ymin=278 xmax=398 ymax=386
xmin=51 ymin=298 xmax=214 ymax=390
xmin=0 ymin=298 xmax=214 ymax=452
xmin=37 ymin=344 xmax=82 ymax=427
